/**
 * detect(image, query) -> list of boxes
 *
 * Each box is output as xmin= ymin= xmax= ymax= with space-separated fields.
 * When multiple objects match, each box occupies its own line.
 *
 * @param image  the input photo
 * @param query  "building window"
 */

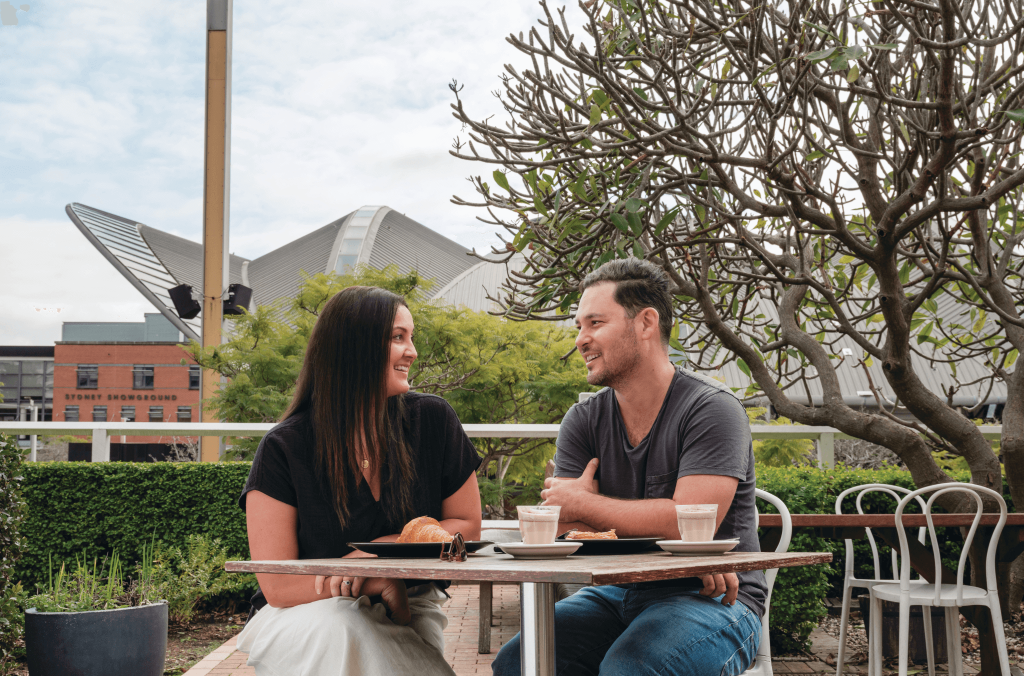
xmin=120 ymin=406 xmax=135 ymax=422
xmin=65 ymin=406 xmax=79 ymax=422
xmin=188 ymin=365 xmax=200 ymax=390
xmin=132 ymin=365 xmax=154 ymax=390
xmin=92 ymin=406 xmax=107 ymax=422
xmin=77 ymin=365 xmax=98 ymax=389
xmin=176 ymin=406 xmax=192 ymax=423
xmin=148 ymin=406 xmax=163 ymax=422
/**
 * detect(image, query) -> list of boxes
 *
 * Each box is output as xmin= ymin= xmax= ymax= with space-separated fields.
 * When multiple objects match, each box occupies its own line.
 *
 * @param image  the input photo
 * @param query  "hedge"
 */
xmin=17 ymin=462 xmax=251 ymax=590
xmin=15 ymin=462 xmax=998 ymax=652
xmin=0 ymin=435 xmax=26 ymax=673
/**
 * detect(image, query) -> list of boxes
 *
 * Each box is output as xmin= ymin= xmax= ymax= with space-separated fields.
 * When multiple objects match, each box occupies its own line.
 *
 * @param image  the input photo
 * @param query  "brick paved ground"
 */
xmin=183 ymin=584 xmax=984 ymax=676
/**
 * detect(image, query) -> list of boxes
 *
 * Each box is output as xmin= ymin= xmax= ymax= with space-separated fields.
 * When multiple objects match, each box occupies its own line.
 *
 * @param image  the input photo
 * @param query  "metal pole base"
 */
xmin=520 ymin=582 xmax=556 ymax=676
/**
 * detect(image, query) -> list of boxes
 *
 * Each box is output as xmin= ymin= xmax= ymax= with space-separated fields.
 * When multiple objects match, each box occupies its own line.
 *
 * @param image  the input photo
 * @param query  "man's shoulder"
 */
xmin=673 ymin=367 xmax=743 ymax=404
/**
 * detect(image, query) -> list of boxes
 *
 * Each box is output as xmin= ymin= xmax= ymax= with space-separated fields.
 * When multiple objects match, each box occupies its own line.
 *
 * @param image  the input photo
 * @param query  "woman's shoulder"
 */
xmin=261 ymin=410 xmax=314 ymax=451
xmin=402 ymin=392 xmax=457 ymax=418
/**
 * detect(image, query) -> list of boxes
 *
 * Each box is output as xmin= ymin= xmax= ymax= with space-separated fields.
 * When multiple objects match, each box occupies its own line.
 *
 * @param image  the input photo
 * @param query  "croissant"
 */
xmin=396 ymin=516 xmax=454 ymax=543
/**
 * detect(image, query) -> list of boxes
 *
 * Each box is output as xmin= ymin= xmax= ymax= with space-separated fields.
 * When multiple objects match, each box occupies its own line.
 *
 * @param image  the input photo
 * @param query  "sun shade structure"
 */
xmin=67 ymin=203 xmax=477 ymax=343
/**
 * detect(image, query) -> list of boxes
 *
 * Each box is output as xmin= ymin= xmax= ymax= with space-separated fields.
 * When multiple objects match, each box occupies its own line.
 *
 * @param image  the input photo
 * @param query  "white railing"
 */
xmin=0 ymin=422 xmax=1003 ymax=469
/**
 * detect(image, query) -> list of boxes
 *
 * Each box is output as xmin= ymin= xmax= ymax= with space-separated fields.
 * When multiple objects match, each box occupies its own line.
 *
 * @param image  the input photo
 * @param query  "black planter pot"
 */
xmin=25 ymin=601 xmax=168 ymax=676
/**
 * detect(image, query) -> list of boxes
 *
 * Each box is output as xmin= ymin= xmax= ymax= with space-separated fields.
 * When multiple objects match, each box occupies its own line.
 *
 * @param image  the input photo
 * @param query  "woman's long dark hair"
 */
xmin=281 ymin=286 xmax=416 ymax=530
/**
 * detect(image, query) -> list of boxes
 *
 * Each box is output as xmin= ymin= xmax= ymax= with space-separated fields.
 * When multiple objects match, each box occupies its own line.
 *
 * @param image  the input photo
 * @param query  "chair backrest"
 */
xmin=835 ymin=483 xmax=928 ymax=581
xmin=751 ymin=488 xmax=792 ymax=672
xmin=895 ymin=483 xmax=1007 ymax=606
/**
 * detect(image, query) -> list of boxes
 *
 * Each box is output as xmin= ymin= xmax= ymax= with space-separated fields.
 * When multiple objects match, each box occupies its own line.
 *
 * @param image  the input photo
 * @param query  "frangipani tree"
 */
xmin=450 ymin=0 xmax=1024 ymax=665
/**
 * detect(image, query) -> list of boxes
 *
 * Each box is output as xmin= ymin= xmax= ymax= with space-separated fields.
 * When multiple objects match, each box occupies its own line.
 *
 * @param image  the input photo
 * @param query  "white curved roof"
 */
xmin=433 ymin=254 xmax=527 ymax=313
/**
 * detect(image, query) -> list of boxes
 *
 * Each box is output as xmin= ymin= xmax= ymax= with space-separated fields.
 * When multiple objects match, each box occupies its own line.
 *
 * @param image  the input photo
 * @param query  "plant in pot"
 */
xmin=24 ymin=548 xmax=167 ymax=676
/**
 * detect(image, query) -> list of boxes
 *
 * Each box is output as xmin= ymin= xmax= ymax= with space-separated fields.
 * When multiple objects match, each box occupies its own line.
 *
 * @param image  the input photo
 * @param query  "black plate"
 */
xmin=346 ymin=541 xmax=494 ymax=558
xmin=554 ymin=535 xmax=662 ymax=555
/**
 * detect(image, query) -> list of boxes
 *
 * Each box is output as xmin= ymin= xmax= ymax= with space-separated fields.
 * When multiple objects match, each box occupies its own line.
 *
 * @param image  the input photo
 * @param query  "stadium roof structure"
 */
xmin=66 ymin=203 xmax=478 ymax=343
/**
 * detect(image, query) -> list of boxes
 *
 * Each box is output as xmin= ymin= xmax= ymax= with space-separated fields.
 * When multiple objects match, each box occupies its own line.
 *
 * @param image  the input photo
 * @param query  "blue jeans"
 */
xmin=491 ymin=585 xmax=761 ymax=676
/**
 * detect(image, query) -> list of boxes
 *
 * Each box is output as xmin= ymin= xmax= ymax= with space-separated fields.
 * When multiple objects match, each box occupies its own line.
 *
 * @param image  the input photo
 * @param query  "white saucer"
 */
xmin=498 ymin=542 xmax=583 ymax=559
xmin=656 ymin=540 xmax=739 ymax=556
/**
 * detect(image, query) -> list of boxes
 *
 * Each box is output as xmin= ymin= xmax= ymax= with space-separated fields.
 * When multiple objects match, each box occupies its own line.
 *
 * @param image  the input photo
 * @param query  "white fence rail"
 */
xmin=0 ymin=422 xmax=1003 ymax=469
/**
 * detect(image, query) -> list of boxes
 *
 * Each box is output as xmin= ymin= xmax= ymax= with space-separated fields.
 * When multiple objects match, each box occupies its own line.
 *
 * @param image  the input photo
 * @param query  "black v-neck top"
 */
xmin=240 ymin=393 xmax=480 ymax=590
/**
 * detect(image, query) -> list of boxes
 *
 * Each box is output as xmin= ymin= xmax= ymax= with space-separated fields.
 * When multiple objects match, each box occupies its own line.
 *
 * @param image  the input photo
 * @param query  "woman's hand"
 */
xmin=313 ymin=575 xmax=411 ymax=625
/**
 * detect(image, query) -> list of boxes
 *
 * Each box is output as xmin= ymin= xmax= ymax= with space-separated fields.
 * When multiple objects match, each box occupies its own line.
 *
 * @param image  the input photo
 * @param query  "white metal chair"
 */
xmin=744 ymin=488 xmax=793 ymax=676
xmin=868 ymin=483 xmax=1010 ymax=676
xmin=834 ymin=484 xmax=937 ymax=676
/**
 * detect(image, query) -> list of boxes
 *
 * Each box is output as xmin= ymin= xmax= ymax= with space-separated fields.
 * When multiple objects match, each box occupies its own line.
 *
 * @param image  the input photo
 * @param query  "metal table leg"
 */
xmin=519 ymin=582 xmax=556 ymax=676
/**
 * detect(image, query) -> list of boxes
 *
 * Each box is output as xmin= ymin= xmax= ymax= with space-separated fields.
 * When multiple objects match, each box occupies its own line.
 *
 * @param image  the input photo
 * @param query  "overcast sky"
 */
xmin=0 ymin=0 xmax=585 ymax=345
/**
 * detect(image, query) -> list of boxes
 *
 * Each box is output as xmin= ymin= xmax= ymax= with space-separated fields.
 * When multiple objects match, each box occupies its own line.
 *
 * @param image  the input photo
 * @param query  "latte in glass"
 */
xmin=675 ymin=504 xmax=718 ymax=542
xmin=517 ymin=505 xmax=562 ymax=545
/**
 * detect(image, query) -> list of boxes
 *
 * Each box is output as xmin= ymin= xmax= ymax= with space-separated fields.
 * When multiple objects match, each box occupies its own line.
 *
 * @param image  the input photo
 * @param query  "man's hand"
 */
xmin=540 ymin=458 xmax=599 ymax=522
xmin=699 ymin=572 xmax=739 ymax=606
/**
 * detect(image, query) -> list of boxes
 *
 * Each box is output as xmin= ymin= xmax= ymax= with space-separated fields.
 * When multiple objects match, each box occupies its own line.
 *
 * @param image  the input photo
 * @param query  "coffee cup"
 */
xmin=517 ymin=505 xmax=561 ymax=545
xmin=675 ymin=504 xmax=717 ymax=542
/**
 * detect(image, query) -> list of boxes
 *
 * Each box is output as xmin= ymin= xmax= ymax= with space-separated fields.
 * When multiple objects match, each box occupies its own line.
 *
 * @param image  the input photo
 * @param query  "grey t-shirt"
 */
xmin=554 ymin=367 xmax=767 ymax=617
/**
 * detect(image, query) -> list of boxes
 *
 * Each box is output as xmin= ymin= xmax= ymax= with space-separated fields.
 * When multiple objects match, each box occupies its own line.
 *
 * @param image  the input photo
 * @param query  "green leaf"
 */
xmin=654 ymin=208 xmax=679 ymax=235
xmin=846 ymin=45 xmax=866 ymax=60
xmin=838 ymin=255 xmax=856 ymax=264
xmin=899 ymin=120 xmax=911 ymax=144
xmin=847 ymin=65 xmax=860 ymax=83
xmin=632 ymin=241 xmax=644 ymax=258
xmin=1004 ymin=110 xmax=1024 ymax=124
xmin=864 ymin=356 xmax=874 ymax=367
xmin=830 ymin=54 xmax=849 ymax=71
xmin=493 ymin=171 xmax=511 ymax=192
xmin=737 ymin=359 xmax=752 ymax=378
xmin=589 ymin=104 xmax=602 ymax=126
xmin=805 ymin=150 xmax=825 ymax=161
xmin=533 ymin=193 xmax=548 ymax=217
xmin=623 ymin=197 xmax=645 ymax=213
xmin=1006 ymin=349 xmax=1019 ymax=367
xmin=867 ymin=313 xmax=885 ymax=324
xmin=871 ymin=43 xmax=898 ymax=50
xmin=721 ymin=60 xmax=731 ymax=79
xmin=610 ymin=213 xmax=630 ymax=234
xmin=807 ymin=47 xmax=836 ymax=63
xmin=627 ymin=212 xmax=643 ymax=236
xmin=972 ymin=310 xmax=987 ymax=334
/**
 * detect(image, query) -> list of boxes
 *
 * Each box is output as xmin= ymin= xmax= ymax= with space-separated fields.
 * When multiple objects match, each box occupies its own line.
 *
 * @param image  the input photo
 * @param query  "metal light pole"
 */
xmin=200 ymin=0 xmax=233 ymax=462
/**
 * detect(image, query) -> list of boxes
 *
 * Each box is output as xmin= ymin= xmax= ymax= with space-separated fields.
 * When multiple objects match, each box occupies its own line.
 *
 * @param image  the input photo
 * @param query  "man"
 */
xmin=492 ymin=258 xmax=765 ymax=676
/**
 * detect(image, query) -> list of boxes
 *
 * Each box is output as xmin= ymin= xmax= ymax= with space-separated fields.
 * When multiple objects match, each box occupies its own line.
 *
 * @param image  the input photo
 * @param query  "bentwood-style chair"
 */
xmin=744 ymin=488 xmax=793 ymax=676
xmin=834 ymin=484 xmax=936 ymax=676
xmin=868 ymin=484 xmax=1011 ymax=676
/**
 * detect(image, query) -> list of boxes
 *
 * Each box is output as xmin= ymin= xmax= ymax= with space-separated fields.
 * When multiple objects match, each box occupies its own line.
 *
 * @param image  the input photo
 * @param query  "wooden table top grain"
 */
xmin=226 ymin=550 xmax=832 ymax=585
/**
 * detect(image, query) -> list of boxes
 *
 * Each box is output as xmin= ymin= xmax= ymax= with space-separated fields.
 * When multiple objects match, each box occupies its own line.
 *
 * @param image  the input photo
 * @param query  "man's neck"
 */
xmin=612 ymin=356 xmax=677 ymax=420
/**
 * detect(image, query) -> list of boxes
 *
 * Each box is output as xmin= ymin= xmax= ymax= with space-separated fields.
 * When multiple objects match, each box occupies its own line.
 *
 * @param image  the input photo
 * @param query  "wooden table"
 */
xmin=227 ymin=549 xmax=831 ymax=676
xmin=757 ymin=513 xmax=1024 ymax=569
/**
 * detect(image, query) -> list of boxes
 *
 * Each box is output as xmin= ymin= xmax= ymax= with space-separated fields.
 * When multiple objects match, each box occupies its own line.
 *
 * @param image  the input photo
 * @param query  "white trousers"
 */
xmin=235 ymin=584 xmax=455 ymax=676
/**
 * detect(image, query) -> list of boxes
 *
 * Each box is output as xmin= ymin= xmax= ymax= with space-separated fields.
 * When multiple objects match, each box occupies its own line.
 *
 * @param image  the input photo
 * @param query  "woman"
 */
xmin=235 ymin=286 xmax=481 ymax=676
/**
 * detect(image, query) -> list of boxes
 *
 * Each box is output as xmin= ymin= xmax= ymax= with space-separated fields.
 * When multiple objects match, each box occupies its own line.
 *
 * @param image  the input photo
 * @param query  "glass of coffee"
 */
xmin=675 ymin=504 xmax=717 ymax=542
xmin=517 ymin=505 xmax=562 ymax=545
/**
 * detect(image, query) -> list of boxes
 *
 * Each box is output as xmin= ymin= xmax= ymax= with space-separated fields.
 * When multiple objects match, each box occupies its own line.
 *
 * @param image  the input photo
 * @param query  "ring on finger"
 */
xmin=342 ymin=580 xmax=352 ymax=586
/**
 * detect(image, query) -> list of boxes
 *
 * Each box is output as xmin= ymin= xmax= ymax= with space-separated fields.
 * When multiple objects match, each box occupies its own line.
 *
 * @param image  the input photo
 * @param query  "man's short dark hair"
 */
xmin=579 ymin=258 xmax=674 ymax=345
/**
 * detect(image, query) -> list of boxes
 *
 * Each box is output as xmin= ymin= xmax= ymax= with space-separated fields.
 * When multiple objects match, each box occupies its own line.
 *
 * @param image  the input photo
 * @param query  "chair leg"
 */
xmin=944 ymin=608 xmax=962 ymax=676
xmin=836 ymin=583 xmax=855 ymax=676
xmin=898 ymin=599 xmax=911 ymax=676
xmin=869 ymin=592 xmax=883 ymax=676
xmin=922 ymin=605 xmax=935 ymax=676
xmin=987 ymin=599 xmax=1012 ymax=676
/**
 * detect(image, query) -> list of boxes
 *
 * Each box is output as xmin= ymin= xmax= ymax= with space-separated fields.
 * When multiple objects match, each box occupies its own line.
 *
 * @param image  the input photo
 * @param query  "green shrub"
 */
xmin=147 ymin=534 xmax=256 ymax=624
xmin=0 ymin=434 xmax=27 ymax=675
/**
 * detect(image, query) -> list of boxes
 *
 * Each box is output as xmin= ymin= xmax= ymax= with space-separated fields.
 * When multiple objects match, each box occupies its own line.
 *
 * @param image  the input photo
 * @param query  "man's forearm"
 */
xmin=573 ymin=494 xmax=679 ymax=539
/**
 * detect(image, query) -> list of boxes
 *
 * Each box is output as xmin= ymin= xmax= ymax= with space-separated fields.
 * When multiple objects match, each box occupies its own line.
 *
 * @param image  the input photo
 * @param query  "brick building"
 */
xmin=53 ymin=314 xmax=201 ymax=461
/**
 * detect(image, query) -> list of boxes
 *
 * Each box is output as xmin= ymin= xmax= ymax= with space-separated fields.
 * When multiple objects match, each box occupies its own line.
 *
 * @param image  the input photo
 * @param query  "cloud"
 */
xmin=0 ymin=0 xmax=587 ymax=344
